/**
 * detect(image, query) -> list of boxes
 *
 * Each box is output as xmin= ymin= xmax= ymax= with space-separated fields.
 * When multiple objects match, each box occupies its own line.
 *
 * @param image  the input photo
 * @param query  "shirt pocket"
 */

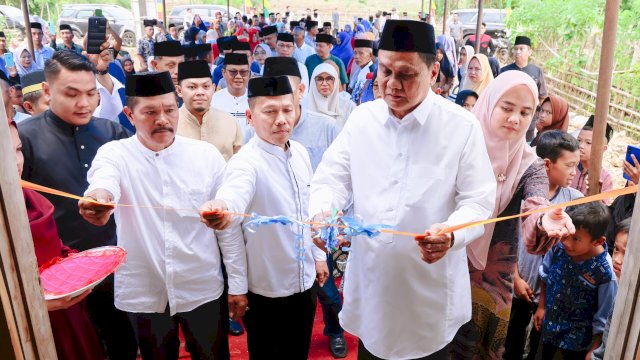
xmin=404 ymin=164 xmax=445 ymax=208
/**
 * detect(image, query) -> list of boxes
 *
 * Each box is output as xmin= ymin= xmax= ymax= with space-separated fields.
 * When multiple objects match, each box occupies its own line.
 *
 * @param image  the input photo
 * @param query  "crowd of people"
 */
xmin=3 ymin=5 xmax=640 ymax=360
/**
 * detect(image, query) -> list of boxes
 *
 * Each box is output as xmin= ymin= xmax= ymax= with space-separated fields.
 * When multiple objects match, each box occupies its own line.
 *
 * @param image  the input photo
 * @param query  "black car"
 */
xmin=57 ymin=4 xmax=137 ymax=47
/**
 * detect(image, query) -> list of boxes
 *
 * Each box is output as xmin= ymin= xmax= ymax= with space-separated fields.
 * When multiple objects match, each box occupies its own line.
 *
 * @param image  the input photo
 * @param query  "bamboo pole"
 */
xmin=20 ymin=0 xmax=34 ymax=62
xmin=474 ymin=0 xmax=483 ymax=54
xmin=442 ymin=0 xmax=448 ymax=35
xmin=587 ymin=0 xmax=620 ymax=196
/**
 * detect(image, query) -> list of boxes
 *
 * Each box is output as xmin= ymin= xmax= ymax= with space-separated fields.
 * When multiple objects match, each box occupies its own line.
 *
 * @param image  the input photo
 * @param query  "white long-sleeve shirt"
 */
xmin=216 ymin=136 xmax=325 ymax=298
xmin=211 ymin=88 xmax=253 ymax=144
xmin=86 ymin=135 xmax=247 ymax=315
xmin=93 ymin=75 xmax=125 ymax=122
xmin=293 ymin=42 xmax=315 ymax=64
xmin=309 ymin=92 xmax=497 ymax=359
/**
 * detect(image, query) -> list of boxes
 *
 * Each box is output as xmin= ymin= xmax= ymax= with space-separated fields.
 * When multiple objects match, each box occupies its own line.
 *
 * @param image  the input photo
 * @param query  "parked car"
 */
xmin=167 ymin=4 xmax=241 ymax=39
xmin=57 ymin=4 xmax=137 ymax=47
xmin=448 ymin=9 xmax=508 ymax=42
xmin=0 ymin=5 xmax=48 ymax=38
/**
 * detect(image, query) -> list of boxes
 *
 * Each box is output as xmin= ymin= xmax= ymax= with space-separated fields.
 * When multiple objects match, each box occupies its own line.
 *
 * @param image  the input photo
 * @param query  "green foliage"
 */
xmin=507 ymin=0 xmax=640 ymax=97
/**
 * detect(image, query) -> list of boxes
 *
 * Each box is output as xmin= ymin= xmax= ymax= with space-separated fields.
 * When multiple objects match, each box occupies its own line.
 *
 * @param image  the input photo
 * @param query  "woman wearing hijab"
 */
xmin=454 ymin=89 xmax=479 ymax=111
xmin=250 ymin=43 xmax=271 ymax=76
xmin=182 ymin=26 xmax=200 ymax=46
xmin=462 ymin=53 xmax=494 ymax=96
xmin=450 ymin=71 xmax=575 ymax=359
xmin=437 ymin=34 xmax=458 ymax=77
xmin=331 ymin=32 xmax=354 ymax=72
xmin=9 ymin=47 xmax=41 ymax=80
xmin=8 ymin=120 xmax=104 ymax=360
xmin=305 ymin=63 xmax=356 ymax=130
xmin=458 ymin=45 xmax=475 ymax=87
xmin=434 ymin=43 xmax=455 ymax=97
xmin=247 ymin=27 xmax=261 ymax=50
xmin=120 ymin=58 xmax=135 ymax=77
xmin=530 ymin=95 xmax=571 ymax=146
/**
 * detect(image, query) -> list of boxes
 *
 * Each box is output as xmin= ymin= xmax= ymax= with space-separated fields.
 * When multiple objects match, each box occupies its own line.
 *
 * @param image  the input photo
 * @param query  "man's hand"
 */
xmin=514 ymin=276 xmax=534 ymax=303
xmin=415 ymin=223 xmax=452 ymax=264
xmin=315 ymin=261 xmax=329 ymax=287
xmin=199 ymin=200 xmax=232 ymax=230
xmin=533 ymin=306 xmax=545 ymax=331
xmin=78 ymin=189 xmax=115 ymax=226
xmin=46 ymin=288 xmax=92 ymax=311
xmin=624 ymin=154 xmax=640 ymax=185
xmin=310 ymin=211 xmax=347 ymax=253
xmin=86 ymin=40 xmax=112 ymax=72
xmin=541 ymin=208 xmax=575 ymax=239
xmin=228 ymin=294 xmax=248 ymax=320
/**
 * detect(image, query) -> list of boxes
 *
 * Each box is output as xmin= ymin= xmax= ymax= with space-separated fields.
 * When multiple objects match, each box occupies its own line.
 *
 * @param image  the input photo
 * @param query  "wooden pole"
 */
xmin=474 ymin=0 xmax=484 ymax=54
xmin=421 ymin=0 xmax=425 ymax=20
xmin=20 ymin=0 xmax=34 ymax=62
xmin=227 ymin=0 xmax=230 ymax=23
xmin=0 ymin=87 xmax=56 ymax=358
xmin=162 ymin=0 xmax=167 ymax=27
xmin=587 ymin=0 xmax=620 ymax=196
xmin=442 ymin=0 xmax=448 ymax=35
xmin=606 ymin=188 xmax=640 ymax=360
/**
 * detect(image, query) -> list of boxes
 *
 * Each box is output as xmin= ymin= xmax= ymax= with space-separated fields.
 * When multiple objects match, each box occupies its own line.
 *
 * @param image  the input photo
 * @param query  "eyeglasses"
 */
xmin=225 ymin=69 xmax=250 ymax=78
xmin=315 ymin=76 xmax=335 ymax=84
xmin=277 ymin=43 xmax=294 ymax=49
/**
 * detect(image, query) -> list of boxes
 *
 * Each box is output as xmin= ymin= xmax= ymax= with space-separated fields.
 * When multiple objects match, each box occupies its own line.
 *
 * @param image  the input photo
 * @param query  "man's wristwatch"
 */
xmin=96 ymin=69 xmax=109 ymax=75
xmin=450 ymin=232 xmax=455 ymax=248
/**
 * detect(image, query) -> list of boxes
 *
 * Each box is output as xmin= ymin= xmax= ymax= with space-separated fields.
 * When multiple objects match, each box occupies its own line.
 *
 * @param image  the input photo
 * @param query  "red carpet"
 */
xmin=148 ymin=300 xmax=359 ymax=359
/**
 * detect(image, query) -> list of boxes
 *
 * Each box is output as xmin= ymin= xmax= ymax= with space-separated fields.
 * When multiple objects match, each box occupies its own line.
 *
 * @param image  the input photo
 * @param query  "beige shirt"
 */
xmin=177 ymin=106 xmax=243 ymax=161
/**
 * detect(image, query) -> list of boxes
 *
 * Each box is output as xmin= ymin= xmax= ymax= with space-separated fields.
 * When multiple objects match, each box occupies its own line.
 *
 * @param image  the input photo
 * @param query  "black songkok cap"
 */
xmin=143 ymin=19 xmax=156 ymax=27
xmin=583 ymin=115 xmax=614 ymax=143
xmin=315 ymin=33 xmax=334 ymax=44
xmin=125 ymin=72 xmax=175 ymax=97
xmin=263 ymin=57 xmax=301 ymax=79
xmin=306 ymin=21 xmax=318 ymax=30
xmin=20 ymin=70 xmax=46 ymax=95
xmin=232 ymin=41 xmax=251 ymax=52
xmin=277 ymin=33 xmax=294 ymax=43
xmin=262 ymin=25 xmax=277 ymax=37
xmin=290 ymin=21 xmax=300 ymax=28
xmin=30 ymin=22 xmax=42 ymax=30
xmin=178 ymin=60 xmax=211 ymax=82
xmin=248 ymin=75 xmax=293 ymax=98
xmin=182 ymin=45 xmax=197 ymax=59
xmin=379 ymin=20 xmax=435 ymax=55
xmin=0 ymin=32 xmax=5 ymax=38
xmin=59 ymin=24 xmax=72 ymax=32
xmin=224 ymin=53 xmax=249 ymax=66
xmin=514 ymin=36 xmax=532 ymax=47
xmin=323 ymin=22 xmax=331 ymax=27
xmin=195 ymin=43 xmax=212 ymax=56
xmin=154 ymin=40 xmax=183 ymax=56
xmin=220 ymin=36 xmax=238 ymax=51
xmin=354 ymin=39 xmax=373 ymax=49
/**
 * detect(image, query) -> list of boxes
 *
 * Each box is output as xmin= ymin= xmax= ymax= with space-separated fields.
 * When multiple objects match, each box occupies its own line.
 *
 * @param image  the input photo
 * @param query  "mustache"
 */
xmin=152 ymin=127 xmax=174 ymax=134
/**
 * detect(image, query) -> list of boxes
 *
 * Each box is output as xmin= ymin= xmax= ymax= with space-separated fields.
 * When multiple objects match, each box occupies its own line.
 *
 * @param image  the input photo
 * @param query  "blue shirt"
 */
xmin=540 ymin=242 xmax=617 ymax=351
xmin=212 ymin=59 xmax=224 ymax=86
xmin=290 ymin=108 xmax=339 ymax=171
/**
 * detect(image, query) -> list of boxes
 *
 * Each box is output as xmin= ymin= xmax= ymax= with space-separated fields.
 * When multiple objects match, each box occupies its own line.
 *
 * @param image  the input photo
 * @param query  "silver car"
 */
xmin=57 ymin=4 xmax=137 ymax=47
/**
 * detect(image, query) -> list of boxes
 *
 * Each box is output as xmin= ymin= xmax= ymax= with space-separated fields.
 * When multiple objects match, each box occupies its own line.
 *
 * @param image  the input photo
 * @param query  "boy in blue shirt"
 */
xmin=534 ymin=202 xmax=617 ymax=359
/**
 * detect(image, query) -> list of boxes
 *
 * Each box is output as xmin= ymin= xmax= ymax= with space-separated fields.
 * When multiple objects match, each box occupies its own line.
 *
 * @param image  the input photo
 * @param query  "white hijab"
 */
xmin=14 ymin=47 xmax=41 ymax=76
xmin=306 ymin=63 xmax=348 ymax=125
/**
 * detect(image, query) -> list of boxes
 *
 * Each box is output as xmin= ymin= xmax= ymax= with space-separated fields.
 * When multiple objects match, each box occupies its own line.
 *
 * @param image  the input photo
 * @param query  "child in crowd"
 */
xmin=592 ymin=217 xmax=631 ymax=359
xmin=571 ymin=115 xmax=614 ymax=199
xmin=20 ymin=70 xmax=49 ymax=116
xmin=534 ymin=202 xmax=617 ymax=359
xmin=504 ymin=130 xmax=584 ymax=360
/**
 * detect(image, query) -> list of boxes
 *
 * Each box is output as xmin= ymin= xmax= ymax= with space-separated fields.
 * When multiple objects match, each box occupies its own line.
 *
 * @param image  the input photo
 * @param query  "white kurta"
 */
xmin=309 ymin=92 xmax=497 ymax=359
xmin=86 ymin=135 xmax=247 ymax=316
xmin=293 ymin=42 xmax=315 ymax=64
xmin=211 ymin=88 xmax=252 ymax=144
xmin=93 ymin=75 xmax=125 ymax=123
xmin=216 ymin=136 xmax=325 ymax=298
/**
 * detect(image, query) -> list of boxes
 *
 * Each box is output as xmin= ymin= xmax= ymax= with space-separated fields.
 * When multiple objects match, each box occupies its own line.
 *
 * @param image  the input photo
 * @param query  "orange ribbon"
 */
xmin=21 ymin=180 xmax=638 ymax=238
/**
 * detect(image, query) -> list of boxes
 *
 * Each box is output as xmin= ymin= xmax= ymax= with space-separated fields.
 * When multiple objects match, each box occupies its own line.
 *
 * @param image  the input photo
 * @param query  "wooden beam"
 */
xmin=0 ymin=87 xmax=56 ymax=357
xmin=474 ymin=0 xmax=484 ymax=54
xmin=19 ymin=0 xmax=34 ymax=63
xmin=588 ymin=0 xmax=620 ymax=196
xmin=607 ymin=188 xmax=640 ymax=359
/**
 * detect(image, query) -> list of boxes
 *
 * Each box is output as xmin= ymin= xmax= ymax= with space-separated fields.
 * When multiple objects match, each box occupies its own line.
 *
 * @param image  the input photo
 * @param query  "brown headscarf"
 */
xmin=531 ymin=95 xmax=570 ymax=146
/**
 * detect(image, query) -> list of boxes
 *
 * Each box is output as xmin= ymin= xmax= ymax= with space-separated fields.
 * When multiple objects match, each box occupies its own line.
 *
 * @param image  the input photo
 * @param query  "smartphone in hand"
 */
xmin=4 ymin=52 xmax=14 ymax=68
xmin=86 ymin=10 xmax=107 ymax=54
xmin=623 ymin=145 xmax=640 ymax=181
